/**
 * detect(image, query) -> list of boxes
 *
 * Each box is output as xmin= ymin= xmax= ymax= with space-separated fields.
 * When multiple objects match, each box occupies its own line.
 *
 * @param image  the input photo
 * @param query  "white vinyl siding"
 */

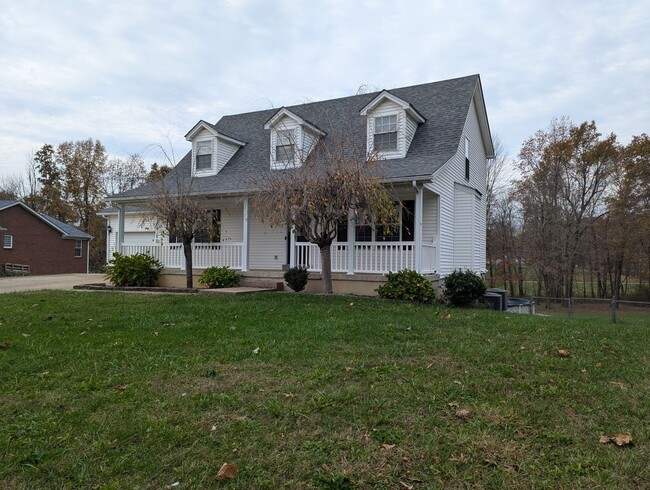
xmin=427 ymin=96 xmax=487 ymax=276
xmin=422 ymin=191 xmax=438 ymax=245
xmin=405 ymin=116 xmax=418 ymax=153
xmin=249 ymin=210 xmax=286 ymax=270
xmin=453 ymin=183 xmax=474 ymax=270
xmin=217 ymin=141 xmax=239 ymax=173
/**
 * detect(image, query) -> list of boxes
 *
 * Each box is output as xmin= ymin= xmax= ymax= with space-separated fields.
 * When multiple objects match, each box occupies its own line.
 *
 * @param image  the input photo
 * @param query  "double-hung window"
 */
xmin=3 ymin=234 xmax=13 ymax=249
xmin=275 ymin=130 xmax=295 ymax=164
xmin=464 ymin=137 xmax=470 ymax=180
xmin=195 ymin=141 xmax=212 ymax=171
xmin=373 ymin=114 xmax=398 ymax=152
xmin=74 ymin=240 xmax=82 ymax=257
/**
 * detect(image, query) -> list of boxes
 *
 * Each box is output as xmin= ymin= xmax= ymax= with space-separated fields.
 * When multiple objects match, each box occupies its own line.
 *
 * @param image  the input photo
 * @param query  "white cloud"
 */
xmin=0 ymin=0 xmax=649 ymax=177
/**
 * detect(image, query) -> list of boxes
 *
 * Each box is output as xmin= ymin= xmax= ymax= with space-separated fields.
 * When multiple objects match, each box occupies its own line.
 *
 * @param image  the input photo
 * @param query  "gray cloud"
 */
xmin=1 ymin=0 xmax=648 ymax=178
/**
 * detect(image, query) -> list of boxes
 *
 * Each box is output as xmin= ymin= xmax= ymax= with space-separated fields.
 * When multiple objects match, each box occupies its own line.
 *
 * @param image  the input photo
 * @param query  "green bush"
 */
xmin=284 ymin=267 xmax=309 ymax=292
xmin=199 ymin=266 xmax=240 ymax=288
xmin=104 ymin=253 xmax=163 ymax=287
xmin=443 ymin=269 xmax=487 ymax=306
xmin=376 ymin=269 xmax=435 ymax=303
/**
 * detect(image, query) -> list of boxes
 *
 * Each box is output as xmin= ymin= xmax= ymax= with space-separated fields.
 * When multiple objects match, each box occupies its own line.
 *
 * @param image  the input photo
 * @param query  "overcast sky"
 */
xmin=1 ymin=0 xmax=648 ymax=179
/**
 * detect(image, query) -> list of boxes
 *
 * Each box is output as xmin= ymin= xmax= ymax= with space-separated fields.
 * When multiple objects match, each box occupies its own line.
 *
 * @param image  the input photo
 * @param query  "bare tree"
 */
xmin=0 ymin=172 xmax=25 ymax=200
xmin=141 ymin=147 xmax=208 ymax=288
xmin=105 ymin=154 xmax=147 ymax=195
xmin=254 ymin=124 xmax=397 ymax=294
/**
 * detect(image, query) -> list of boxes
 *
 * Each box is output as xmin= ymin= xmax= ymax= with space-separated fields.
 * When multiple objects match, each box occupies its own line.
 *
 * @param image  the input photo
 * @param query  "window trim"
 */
xmin=275 ymin=129 xmax=296 ymax=165
xmin=464 ymin=137 xmax=470 ymax=180
xmin=194 ymin=139 xmax=213 ymax=172
xmin=74 ymin=239 xmax=83 ymax=257
xmin=373 ymin=114 xmax=399 ymax=153
xmin=3 ymin=234 xmax=13 ymax=249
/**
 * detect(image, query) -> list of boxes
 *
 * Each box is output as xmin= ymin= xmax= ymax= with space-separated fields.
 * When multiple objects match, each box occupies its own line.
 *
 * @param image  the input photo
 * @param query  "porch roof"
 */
xmin=109 ymin=75 xmax=481 ymax=201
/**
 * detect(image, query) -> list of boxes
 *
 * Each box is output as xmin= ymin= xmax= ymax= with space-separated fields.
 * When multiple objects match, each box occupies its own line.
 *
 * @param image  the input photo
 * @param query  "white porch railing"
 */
xmin=120 ymin=242 xmax=242 ymax=270
xmin=295 ymin=241 xmax=436 ymax=274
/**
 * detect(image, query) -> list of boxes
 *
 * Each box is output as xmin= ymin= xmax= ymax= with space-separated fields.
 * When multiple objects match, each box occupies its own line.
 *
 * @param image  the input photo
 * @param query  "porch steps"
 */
xmin=240 ymin=271 xmax=286 ymax=291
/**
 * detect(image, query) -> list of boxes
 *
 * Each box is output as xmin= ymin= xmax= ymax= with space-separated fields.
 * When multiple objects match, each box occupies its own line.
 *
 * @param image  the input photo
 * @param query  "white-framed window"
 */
xmin=373 ymin=114 xmax=398 ymax=152
xmin=3 ymin=234 xmax=13 ymax=249
xmin=464 ymin=137 xmax=470 ymax=180
xmin=275 ymin=129 xmax=295 ymax=164
xmin=75 ymin=240 xmax=83 ymax=257
xmin=195 ymin=140 xmax=213 ymax=171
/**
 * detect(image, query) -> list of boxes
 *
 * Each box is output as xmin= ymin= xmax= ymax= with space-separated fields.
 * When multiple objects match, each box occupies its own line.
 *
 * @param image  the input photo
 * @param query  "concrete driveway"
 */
xmin=0 ymin=273 xmax=105 ymax=294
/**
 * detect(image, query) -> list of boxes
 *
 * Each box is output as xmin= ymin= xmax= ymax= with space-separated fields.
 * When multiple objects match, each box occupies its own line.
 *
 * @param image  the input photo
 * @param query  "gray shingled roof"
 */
xmin=0 ymin=200 xmax=92 ymax=239
xmin=110 ymin=75 xmax=480 ymax=201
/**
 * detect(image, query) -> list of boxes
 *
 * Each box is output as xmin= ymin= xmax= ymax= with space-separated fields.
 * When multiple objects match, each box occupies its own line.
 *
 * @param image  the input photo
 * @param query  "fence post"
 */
xmin=611 ymin=297 xmax=617 ymax=324
xmin=568 ymin=297 xmax=574 ymax=318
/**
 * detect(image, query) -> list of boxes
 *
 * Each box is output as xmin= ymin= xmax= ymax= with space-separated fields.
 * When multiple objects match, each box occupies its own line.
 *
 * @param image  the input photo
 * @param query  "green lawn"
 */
xmin=0 ymin=291 xmax=648 ymax=489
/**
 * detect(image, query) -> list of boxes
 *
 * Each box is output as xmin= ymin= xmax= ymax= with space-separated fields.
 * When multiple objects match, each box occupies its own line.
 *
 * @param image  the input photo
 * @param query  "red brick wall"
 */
xmin=0 ymin=205 xmax=88 ymax=275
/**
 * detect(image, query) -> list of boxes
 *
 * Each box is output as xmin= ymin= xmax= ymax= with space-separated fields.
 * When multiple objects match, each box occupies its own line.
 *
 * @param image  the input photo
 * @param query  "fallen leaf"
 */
xmin=610 ymin=381 xmax=627 ymax=390
xmin=0 ymin=341 xmax=10 ymax=350
xmin=252 ymin=347 xmax=260 ymax=355
xmin=43 ymin=316 xmax=53 ymax=322
xmin=599 ymin=433 xmax=633 ymax=446
xmin=449 ymin=453 xmax=467 ymax=463
xmin=114 ymin=384 xmax=128 ymax=391
xmin=154 ymin=331 xmax=159 ymax=336
xmin=399 ymin=482 xmax=413 ymax=489
xmin=381 ymin=443 xmax=396 ymax=450
xmin=565 ymin=407 xmax=577 ymax=417
xmin=557 ymin=349 xmax=571 ymax=358
xmin=22 ymin=333 xmax=30 ymax=337
xmin=216 ymin=462 xmax=238 ymax=480
xmin=32 ymin=304 xmax=39 ymax=307
xmin=455 ymin=409 xmax=471 ymax=420
xmin=211 ymin=425 xmax=217 ymax=431
xmin=613 ymin=433 xmax=633 ymax=446
xmin=283 ymin=392 xmax=297 ymax=398
xmin=513 ymin=431 xmax=525 ymax=440
xmin=165 ymin=482 xmax=180 ymax=489
xmin=447 ymin=402 xmax=459 ymax=408
xmin=349 ymin=302 xmax=354 ymax=306
xmin=426 ymin=363 xmax=433 ymax=369
xmin=441 ymin=311 xmax=451 ymax=319
xmin=344 ymin=366 xmax=353 ymax=372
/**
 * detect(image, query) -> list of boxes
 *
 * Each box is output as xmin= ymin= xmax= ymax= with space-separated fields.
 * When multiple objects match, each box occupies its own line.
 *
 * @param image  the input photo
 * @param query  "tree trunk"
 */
xmin=183 ymin=239 xmax=194 ymax=288
xmin=319 ymin=243 xmax=333 ymax=294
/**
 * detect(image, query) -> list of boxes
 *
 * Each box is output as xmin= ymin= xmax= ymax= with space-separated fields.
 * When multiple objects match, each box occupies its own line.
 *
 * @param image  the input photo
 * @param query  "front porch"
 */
xmin=120 ymin=240 xmax=437 ymax=276
xmin=109 ymin=185 xmax=440 ymax=280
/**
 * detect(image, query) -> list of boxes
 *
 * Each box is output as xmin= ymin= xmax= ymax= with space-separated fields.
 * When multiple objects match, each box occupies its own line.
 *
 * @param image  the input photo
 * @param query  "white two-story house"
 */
xmin=102 ymin=74 xmax=494 ymax=293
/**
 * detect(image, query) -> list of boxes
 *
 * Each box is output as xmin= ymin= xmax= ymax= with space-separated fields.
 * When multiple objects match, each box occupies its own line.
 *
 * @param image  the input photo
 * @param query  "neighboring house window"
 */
xmin=195 ymin=140 xmax=213 ymax=171
xmin=3 ymin=234 xmax=13 ymax=249
xmin=194 ymin=209 xmax=221 ymax=243
xmin=374 ymin=115 xmax=398 ymax=152
xmin=275 ymin=130 xmax=295 ymax=164
xmin=465 ymin=137 xmax=470 ymax=180
xmin=75 ymin=240 xmax=83 ymax=257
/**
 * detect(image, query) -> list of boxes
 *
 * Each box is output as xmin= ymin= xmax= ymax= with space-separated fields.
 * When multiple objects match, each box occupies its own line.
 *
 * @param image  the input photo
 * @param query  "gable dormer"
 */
xmin=185 ymin=121 xmax=246 ymax=177
xmin=263 ymin=108 xmax=326 ymax=170
xmin=360 ymin=91 xmax=426 ymax=159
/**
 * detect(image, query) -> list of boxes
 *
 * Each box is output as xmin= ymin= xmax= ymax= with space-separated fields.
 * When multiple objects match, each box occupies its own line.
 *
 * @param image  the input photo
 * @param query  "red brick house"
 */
xmin=0 ymin=200 xmax=93 ymax=275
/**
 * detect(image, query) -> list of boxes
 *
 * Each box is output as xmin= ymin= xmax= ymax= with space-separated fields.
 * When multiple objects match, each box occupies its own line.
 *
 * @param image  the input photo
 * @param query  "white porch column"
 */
xmin=116 ymin=204 xmax=125 ymax=254
xmin=414 ymin=185 xmax=424 ymax=273
xmin=347 ymin=207 xmax=355 ymax=275
xmin=289 ymin=225 xmax=296 ymax=268
xmin=241 ymin=197 xmax=250 ymax=271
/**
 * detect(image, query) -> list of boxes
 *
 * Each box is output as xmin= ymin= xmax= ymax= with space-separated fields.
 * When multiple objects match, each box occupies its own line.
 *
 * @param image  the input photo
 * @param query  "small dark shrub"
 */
xmin=376 ymin=269 xmax=435 ymax=303
xmin=443 ymin=269 xmax=487 ymax=306
xmin=199 ymin=266 xmax=240 ymax=288
xmin=284 ymin=267 xmax=309 ymax=292
xmin=104 ymin=252 xmax=163 ymax=287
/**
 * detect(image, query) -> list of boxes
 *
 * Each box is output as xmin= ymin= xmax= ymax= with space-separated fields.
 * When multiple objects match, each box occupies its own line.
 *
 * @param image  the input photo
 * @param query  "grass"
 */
xmin=0 ymin=291 xmax=648 ymax=489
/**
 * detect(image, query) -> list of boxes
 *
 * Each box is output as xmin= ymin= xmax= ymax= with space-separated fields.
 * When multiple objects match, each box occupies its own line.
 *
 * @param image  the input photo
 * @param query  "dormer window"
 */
xmin=275 ymin=129 xmax=295 ymax=164
xmin=264 ymin=107 xmax=326 ymax=170
xmin=360 ymin=90 xmax=425 ymax=159
xmin=373 ymin=115 xmax=398 ymax=152
xmin=195 ymin=140 xmax=212 ymax=171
